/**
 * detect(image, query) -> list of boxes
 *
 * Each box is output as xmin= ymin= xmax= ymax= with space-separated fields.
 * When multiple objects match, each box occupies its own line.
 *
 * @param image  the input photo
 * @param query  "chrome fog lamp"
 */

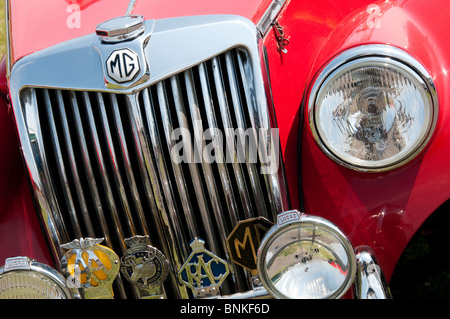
xmin=308 ymin=45 xmax=438 ymax=171
xmin=256 ymin=211 xmax=356 ymax=299
xmin=0 ymin=256 xmax=72 ymax=299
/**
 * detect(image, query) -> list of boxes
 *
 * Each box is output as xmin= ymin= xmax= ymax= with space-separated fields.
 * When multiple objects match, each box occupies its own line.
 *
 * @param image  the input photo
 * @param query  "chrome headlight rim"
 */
xmin=307 ymin=44 xmax=438 ymax=172
xmin=0 ymin=256 xmax=72 ymax=299
xmin=256 ymin=212 xmax=356 ymax=299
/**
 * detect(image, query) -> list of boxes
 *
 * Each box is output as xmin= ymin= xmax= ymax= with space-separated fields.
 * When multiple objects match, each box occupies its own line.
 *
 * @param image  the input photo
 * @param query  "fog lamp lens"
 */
xmin=0 ymin=257 xmax=72 ymax=299
xmin=309 ymin=46 xmax=437 ymax=171
xmin=257 ymin=211 xmax=356 ymax=299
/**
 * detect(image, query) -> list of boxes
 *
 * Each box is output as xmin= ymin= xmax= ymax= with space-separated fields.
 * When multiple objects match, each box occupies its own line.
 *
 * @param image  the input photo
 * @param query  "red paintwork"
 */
xmin=2 ymin=0 xmax=450 ymax=289
xmin=264 ymin=0 xmax=450 ymax=281
xmin=9 ymin=0 xmax=273 ymax=64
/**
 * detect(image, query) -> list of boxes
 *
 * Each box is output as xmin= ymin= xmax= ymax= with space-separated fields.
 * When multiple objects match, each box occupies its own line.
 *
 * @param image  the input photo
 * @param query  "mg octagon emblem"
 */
xmin=106 ymin=48 xmax=140 ymax=83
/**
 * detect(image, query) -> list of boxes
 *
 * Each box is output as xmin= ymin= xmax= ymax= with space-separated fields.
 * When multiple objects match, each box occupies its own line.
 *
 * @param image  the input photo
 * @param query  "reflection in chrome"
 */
xmin=355 ymin=246 xmax=392 ymax=299
xmin=257 ymin=212 xmax=356 ymax=299
xmin=0 ymin=257 xmax=72 ymax=299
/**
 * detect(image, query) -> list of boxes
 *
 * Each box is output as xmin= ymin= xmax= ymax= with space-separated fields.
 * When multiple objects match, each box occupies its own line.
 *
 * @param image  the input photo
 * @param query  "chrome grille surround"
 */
xmin=10 ymin=15 xmax=289 ymax=298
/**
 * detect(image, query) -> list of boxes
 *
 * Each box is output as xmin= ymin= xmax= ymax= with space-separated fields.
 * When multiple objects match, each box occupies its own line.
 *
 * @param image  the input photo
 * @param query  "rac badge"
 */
xmin=60 ymin=237 xmax=120 ymax=299
xmin=226 ymin=217 xmax=273 ymax=276
xmin=178 ymin=238 xmax=229 ymax=298
xmin=106 ymin=48 xmax=140 ymax=83
xmin=120 ymin=235 xmax=169 ymax=290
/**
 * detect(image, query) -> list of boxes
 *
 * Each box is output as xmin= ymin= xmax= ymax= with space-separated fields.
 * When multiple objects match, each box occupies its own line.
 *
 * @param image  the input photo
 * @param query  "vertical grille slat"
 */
xmin=183 ymin=68 xmax=229 ymax=245
xmin=26 ymin=47 xmax=286 ymax=299
xmin=198 ymin=61 xmax=240 ymax=228
xmin=96 ymin=92 xmax=137 ymax=237
xmin=212 ymin=55 xmax=254 ymax=220
xmin=110 ymin=93 xmax=151 ymax=237
xmin=169 ymin=74 xmax=221 ymax=256
xmin=43 ymin=89 xmax=83 ymax=239
xmin=68 ymin=92 xmax=113 ymax=244
xmin=140 ymin=86 xmax=190 ymax=256
xmin=224 ymin=51 xmax=269 ymax=219
xmin=153 ymin=81 xmax=198 ymax=240
xmin=128 ymin=92 xmax=190 ymax=299
xmin=78 ymin=92 xmax=128 ymax=253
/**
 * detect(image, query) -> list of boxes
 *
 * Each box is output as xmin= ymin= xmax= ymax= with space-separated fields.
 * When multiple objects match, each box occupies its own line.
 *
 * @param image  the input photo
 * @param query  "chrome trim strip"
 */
xmin=256 ymin=0 xmax=287 ymax=35
xmin=355 ymin=246 xmax=392 ymax=299
xmin=21 ymin=89 xmax=70 ymax=262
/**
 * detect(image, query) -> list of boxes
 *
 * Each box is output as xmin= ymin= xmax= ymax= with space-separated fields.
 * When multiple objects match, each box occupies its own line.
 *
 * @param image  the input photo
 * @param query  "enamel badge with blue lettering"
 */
xmin=178 ymin=238 xmax=229 ymax=298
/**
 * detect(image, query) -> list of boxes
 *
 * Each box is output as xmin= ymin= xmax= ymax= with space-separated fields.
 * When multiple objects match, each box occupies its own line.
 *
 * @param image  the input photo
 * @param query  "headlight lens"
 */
xmin=0 ymin=257 xmax=72 ymax=299
xmin=309 ymin=45 xmax=437 ymax=171
xmin=257 ymin=211 xmax=356 ymax=299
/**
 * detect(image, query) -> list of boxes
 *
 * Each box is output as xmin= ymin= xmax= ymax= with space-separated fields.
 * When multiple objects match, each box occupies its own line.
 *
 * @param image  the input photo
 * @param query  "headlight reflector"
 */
xmin=309 ymin=45 xmax=437 ymax=171
xmin=256 ymin=211 xmax=356 ymax=299
xmin=0 ymin=256 xmax=72 ymax=299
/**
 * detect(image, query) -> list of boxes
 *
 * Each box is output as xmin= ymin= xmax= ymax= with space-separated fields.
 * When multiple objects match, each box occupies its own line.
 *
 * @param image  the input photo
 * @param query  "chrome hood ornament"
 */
xmin=94 ymin=13 xmax=155 ymax=89
xmin=96 ymin=15 xmax=145 ymax=43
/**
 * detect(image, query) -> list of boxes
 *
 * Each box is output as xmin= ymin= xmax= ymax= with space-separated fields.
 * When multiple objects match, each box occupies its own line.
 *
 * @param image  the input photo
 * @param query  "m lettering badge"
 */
xmin=226 ymin=217 xmax=273 ymax=275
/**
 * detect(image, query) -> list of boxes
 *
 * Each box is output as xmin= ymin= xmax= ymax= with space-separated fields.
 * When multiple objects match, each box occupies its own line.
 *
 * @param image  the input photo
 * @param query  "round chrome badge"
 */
xmin=120 ymin=235 xmax=170 ymax=290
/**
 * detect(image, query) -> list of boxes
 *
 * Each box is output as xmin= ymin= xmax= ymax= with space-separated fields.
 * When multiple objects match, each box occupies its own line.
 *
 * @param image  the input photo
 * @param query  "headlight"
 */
xmin=308 ymin=45 xmax=438 ymax=171
xmin=256 ymin=211 xmax=356 ymax=299
xmin=0 ymin=256 xmax=72 ymax=299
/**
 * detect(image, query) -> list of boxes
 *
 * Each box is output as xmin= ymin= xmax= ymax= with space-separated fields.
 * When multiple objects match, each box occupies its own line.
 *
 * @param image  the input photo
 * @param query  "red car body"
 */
xmin=1 ymin=0 xmax=449 ymax=298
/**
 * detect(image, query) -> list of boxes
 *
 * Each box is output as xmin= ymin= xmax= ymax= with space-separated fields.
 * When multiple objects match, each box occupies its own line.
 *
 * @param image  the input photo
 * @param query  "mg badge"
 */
xmin=226 ymin=217 xmax=273 ymax=276
xmin=60 ymin=237 xmax=120 ymax=299
xmin=120 ymin=235 xmax=169 ymax=290
xmin=106 ymin=48 xmax=140 ymax=83
xmin=178 ymin=238 xmax=229 ymax=297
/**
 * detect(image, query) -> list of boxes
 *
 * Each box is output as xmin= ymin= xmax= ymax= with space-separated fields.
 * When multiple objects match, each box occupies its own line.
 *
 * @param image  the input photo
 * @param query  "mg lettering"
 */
xmin=106 ymin=48 xmax=140 ymax=83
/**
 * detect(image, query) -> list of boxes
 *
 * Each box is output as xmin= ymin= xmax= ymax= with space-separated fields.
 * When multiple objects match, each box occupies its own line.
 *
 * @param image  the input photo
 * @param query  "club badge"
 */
xmin=226 ymin=217 xmax=274 ymax=276
xmin=120 ymin=235 xmax=169 ymax=290
xmin=178 ymin=238 xmax=229 ymax=298
xmin=60 ymin=237 xmax=120 ymax=299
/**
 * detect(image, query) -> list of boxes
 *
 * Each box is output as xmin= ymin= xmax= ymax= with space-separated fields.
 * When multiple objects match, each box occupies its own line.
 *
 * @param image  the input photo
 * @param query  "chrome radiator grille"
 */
xmin=21 ymin=47 xmax=286 ymax=298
